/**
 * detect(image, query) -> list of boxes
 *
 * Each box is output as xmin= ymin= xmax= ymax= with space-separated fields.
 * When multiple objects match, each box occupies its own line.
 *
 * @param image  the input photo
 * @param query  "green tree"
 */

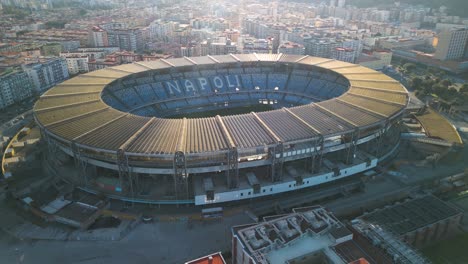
xmin=410 ymin=77 xmax=423 ymax=89
xmin=441 ymin=79 xmax=452 ymax=87
xmin=403 ymin=63 xmax=416 ymax=72
xmin=460 ymin=83 xmax=468 ymax=93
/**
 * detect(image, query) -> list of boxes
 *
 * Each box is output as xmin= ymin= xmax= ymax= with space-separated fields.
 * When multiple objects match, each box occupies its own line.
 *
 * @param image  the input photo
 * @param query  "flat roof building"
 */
xmin=358 ymin=195 xmax=462 ymax=248
xmin=232 ymin=206 xmax=397 ymax=264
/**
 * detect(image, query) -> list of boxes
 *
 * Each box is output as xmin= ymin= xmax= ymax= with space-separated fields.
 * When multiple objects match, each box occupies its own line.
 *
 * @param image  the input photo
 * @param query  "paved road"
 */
xmin=0 ymin=213 xmax=252 ymax=264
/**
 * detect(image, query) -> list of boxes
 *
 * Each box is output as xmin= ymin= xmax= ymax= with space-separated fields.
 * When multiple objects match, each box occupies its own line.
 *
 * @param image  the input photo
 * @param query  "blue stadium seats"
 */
xmin=268 ymin=73 xmax=288 ymax=90
xmin=163 ymin=80 xmax=186 ymax=97
xmin=228 ymin=93 xmax=250 ymax=101
xmin=102 ymin=93 xmax=128 ymax=110
xmin=251 ymin=74 xmax=267 ymax=89
xmin=306 ymin=79 xmax=325 ymax=95
xmin=241 ymin=75 xmax=254 ymax=90
xmin=228 ymin=68 xmax=244 ymax=75
xmin=336 ymin=77 xmax=348 ymax=86
xmin=106 ymin=83 xmax=122 ymax=92
xmin=284 ymin=95 xmax=302 ymax=104
xmin=195 ymin=78 xmax=213 ymax=95
xmin=249 ymin=91 xmax=265 ymax=99
xmin=266 ymin=92 xmax=283 ymax=100
xmin=113 ymin=88 xmax=143 ymax=108
xmin=170 ymin=72 xmax=184 ymax=80
xmin=209 ymin=76 xmax=229 ymax=92
xmin=208 ymin=94 xmax=229 ymax=103
xmin=100 ymin=68 xmax=348 ymax=116
xmin=243 ymin=67 xmax=261 ymax=73
xmin=134 ymin=84 xmax=157 ymax=103
xmin=298 ymin=97 xmax=313 ymax=104
xmin=309 ymin=71 xmax=321 ymax=79
xmin=317 ymin=83 xmax=334 ymax=98
xmin=216 ymin=69 xmax=228 ymax=75
xmin=165 ymin=100 xmax=187 ymax=109
xmin=122 ymin=79 xmax=137 ymax=87
xmin=133 ymin=106 xmax=156 ymax=117
xmin=292 ymin=69 xmax=309 ymax=76
xmin=322 ymin=73 xmax=337 ymax=82
xmin=151 ymin=82 xmax=169 ymax=100
xmin=199 ymin=70 xmax=217 ymax=77
xmin=183 ymin=71 xmax=200 ymax=78
xmin=224 ymin=75 xmax=242 ymax=92
xmin=260 ymin=67 xmax=273 ymax=73
xmin=187 ymin=97 xmax=211 ymax=106
xmin=288 ymin=75 xmax=311 ymax=92
xmin=153 ymin=74 xmax=172 ymax=82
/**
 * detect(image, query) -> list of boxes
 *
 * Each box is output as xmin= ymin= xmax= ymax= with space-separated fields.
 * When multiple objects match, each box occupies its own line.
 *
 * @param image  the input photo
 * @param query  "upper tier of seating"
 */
xmin=101 ymin=68 xmax=349 ymax=117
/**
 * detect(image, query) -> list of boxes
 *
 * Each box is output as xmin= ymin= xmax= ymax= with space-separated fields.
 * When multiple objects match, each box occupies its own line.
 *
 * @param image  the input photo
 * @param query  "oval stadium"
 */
xmin=33 ymin=54 xmax=409 ymax=206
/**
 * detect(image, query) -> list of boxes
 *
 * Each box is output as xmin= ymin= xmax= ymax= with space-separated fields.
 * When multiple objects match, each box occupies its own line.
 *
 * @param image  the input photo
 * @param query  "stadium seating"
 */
xmin=228 ymin=68 xmax=244 ymax=75
xmin=241 ymin=75 xmax=254 ymax=90
xmin=307 ymin=79 xmax=326 ymax=95
xmin=288 ymin=75 xmax=311 ymax=93
xmin=100 ymin=69 xmax=349 ymax=113
xmin=268 ymin=73 xmax=288 ymax=90
xmin=165 ymin=100 xmax=188 ymax=109
xmin=251 ymin=74 xmax=267 ymax=89
xmin=229 ymin=93 xmax=250 ymax=101
xmin=133 ymin=106 xmax=157 ymax=117
xmin=151 ymin=83 xmax=169 ymax=100
xmin=199 ymin=70 xmax=217 ymax=77
xmin=134 ymin=84 xmax=158 ymax=103
xmin=113 ymin=88 xmax=144 ymax=108
xmin=183 ymin=71 xmax=201 ymax=78
xmin=101 ymin=93 xmax=128 ymax=110
xmin=284 ymin=95 xmax=303 ymax=104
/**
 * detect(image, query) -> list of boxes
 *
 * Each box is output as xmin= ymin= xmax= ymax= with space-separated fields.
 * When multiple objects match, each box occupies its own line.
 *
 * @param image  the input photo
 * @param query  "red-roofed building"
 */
xmin=185 ymin=252 xmax=226 ymax=264
xmin=349 ymin=258 xmax=370 ymax=264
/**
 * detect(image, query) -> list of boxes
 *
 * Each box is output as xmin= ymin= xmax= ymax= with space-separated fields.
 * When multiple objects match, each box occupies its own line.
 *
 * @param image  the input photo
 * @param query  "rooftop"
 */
xmin=233 ymin=206 xmax=351 ymax=264
xmin=360 ymin=195 xmax=461 ymax=235
xmin=185 ymin=252 xmax=226 ymax=264
xmin=415 ymin=108 xmax=463 ymax=145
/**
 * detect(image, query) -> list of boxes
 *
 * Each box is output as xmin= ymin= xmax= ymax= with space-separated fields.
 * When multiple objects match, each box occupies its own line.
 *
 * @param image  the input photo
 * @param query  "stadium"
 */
xmin=33 ymin=54 xmax=408 ymax=206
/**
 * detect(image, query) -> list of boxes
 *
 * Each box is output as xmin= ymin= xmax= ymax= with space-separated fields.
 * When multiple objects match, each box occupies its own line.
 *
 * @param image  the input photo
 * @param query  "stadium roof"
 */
xmin=415 ymin=109 xmax=463 ymax=145
xmin=360 ymin=195 xmax=461 ymax=235
xmin=34 ymin=54 xmax=409 ymax=155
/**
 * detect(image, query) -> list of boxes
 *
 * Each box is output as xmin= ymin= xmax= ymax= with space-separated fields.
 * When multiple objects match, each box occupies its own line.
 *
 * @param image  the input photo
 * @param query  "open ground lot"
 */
xmin=0 ymin=213 xmax=252 ymax=264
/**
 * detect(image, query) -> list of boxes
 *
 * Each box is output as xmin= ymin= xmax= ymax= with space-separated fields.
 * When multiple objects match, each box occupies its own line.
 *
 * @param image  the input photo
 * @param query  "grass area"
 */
xmin=168 ymin=104 xmax=274 ymax=118
xmin=422 ymin=232 xmax=468 ymax=264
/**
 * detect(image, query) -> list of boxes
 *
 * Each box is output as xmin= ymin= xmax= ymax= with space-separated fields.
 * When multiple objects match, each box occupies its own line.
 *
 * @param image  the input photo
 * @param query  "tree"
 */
xmin=403 ymin=63 xmax=416 ymax=72
xmin=410 ymin=77 xmax=423 ymax=89
xmin=45 ymin=21 xmax=67 ymax=29
xmin=441 ymin=79 xmax=452 ymax=88
xmin=460 ymin=83 xmax=468 ymax=93
xmin=432 ymin=84 xmax=445 ymax=95
xmin=79 ymin=9 xmax=87 ymax=16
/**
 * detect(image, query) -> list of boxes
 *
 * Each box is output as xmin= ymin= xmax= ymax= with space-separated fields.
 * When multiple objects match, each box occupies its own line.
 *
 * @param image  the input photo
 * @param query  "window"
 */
xmin=248 ymin=192 xmax=251 ymax=195
xmin=263 ymin=189 xmax=266 ymax=193
xmin=270 ymin=188 xmax=273 ymax=191
xmin=240 ymin=193 xmax=243 ymax=196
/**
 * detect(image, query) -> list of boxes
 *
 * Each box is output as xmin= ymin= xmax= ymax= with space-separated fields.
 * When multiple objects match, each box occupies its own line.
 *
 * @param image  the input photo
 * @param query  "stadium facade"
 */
xmin=33 ymin=54 xmax=408 ymax=205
